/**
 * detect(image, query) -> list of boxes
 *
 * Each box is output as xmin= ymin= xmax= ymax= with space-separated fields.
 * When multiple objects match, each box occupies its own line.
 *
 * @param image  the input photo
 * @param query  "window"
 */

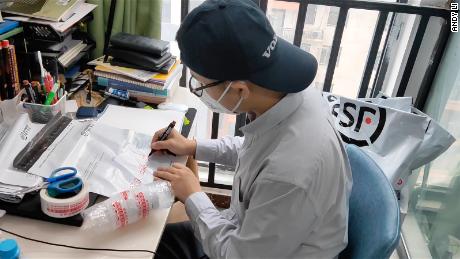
xmin=305 ymin=5 xmax=317 ymax=25
xmin=374 ymin=50 xmax=382 ymax=71
xmin=175 ymin=0 xmax=397 ymax=187
xmin=337 ymin=47 xmax=342 ymax=66
xmin=320 ymin=46 xmax=331 ymax=65
xmin=282 ymin=28 xmax=295 ymax=42
xmin=327 ymin=7 xmax=339 ymax=26
xmin=301 ymin=43 xmax=311 ymax=52
xmin=304 ymin=30 xmax=324 ymax=40
xmin=269 ymin=8 xmax=286 ymax=35
xmin=403 ymin=32 xmax=460 ymax=259
xmin=327 ymin=7 xmax=349 ymax=27
xmin=314 ymin=82 xmax=324 ymax=89
xmin=266 ymin=2 xmax=299 ymax=43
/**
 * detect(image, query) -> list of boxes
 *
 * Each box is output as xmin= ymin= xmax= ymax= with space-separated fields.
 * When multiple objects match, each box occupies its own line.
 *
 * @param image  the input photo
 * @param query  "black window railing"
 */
xmin=179 ymin=0 xmax=451 ymax=190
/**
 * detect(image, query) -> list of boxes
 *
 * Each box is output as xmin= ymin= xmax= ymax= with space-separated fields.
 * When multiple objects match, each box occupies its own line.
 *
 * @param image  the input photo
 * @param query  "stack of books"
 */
xmin=91 ymin=56 xmax=182 ymax=104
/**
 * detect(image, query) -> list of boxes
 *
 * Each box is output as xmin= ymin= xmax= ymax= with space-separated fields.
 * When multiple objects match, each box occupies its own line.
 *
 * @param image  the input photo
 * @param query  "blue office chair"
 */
xmin=339 ymin=144 xmax=401 ymax=259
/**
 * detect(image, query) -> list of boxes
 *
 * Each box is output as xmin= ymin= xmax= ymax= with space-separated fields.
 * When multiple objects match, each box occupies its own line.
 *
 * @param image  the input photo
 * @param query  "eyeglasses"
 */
xmin=188 ymin=76 xmax=225 ymax=97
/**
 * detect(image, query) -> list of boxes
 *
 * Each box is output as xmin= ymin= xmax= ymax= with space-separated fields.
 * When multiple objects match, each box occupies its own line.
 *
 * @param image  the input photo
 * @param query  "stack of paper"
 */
xmin=0 ymin=114 xmax=44 ymax=202
xmin=58 ymin=41 xmax=87 ymax=67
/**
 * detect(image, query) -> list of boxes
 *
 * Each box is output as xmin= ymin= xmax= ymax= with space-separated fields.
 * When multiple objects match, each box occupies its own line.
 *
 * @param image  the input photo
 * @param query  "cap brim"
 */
xmin=249 ymin=37 xmax=318 ymax=93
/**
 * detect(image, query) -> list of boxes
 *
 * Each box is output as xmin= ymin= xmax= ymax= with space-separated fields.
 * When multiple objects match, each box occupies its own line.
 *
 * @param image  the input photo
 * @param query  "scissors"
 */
xmin=15 ymin=167 xmax=82 ymax=198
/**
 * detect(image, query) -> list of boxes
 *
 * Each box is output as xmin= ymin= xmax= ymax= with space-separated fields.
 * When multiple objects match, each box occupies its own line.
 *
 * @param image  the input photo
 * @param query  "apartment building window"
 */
xmin=304 ymin=30 xmax=324 ymax=41
xmin=305 ymin=5 xmax=317 ymax=25
xmin=320 ymin=46 xmax=331 ymax=65
xmin=327 ymin=7 xmax=348 ymax=27
xmin=269 ymin=8 xmax=286 ymax=34
xmin=319 ymin=46 xmax=343 ymax=66
xmin=327 ymin=7 xmax=339 ymax=26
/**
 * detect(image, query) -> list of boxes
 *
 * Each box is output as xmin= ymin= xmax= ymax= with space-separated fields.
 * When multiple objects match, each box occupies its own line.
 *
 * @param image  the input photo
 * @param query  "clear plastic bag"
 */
xmin=81 ymin=181 xmax=174 ymax=231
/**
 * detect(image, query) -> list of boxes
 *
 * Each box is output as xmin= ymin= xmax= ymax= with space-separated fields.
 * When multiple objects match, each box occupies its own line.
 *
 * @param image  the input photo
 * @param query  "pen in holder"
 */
xmin=22 ymin=92 xmax=67 ymax=124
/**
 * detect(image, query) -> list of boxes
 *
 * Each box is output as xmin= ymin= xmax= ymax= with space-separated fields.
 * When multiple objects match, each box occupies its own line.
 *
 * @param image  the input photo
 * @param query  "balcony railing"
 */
xmin=179 ymin=0 xmax=451 ymax=190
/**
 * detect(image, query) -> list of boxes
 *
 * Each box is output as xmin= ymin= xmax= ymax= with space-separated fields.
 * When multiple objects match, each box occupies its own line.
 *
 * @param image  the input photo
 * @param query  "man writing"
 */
xmin=153 ymin=0 xmax=352 ymax=258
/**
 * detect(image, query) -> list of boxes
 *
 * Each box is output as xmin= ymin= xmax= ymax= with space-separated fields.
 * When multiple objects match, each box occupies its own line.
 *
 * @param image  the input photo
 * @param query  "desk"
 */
xmin=0 ymin=86 xmax=199 ymax=258
xmin=0 ymin=210 xmax=169 ymax=258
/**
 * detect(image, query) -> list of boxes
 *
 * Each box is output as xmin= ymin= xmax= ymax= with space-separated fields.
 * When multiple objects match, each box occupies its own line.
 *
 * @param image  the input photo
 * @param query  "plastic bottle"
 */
xmin=81 ymin=181 xmax=174 ymax=231
xmin=0 ymin=238 xmax=20 ymax=259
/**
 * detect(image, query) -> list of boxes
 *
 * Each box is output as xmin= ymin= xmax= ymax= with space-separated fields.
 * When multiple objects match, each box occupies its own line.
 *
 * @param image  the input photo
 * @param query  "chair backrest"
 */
xmin=339 ymin=145 xmax=400 ymax=259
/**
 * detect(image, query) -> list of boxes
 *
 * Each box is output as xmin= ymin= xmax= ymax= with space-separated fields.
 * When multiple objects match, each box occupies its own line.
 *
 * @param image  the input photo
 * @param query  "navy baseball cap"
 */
xmin=176 ymin=0 xmax=318 ymax=93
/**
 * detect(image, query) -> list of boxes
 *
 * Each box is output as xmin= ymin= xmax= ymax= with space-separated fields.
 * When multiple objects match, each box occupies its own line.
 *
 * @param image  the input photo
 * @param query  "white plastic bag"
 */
xmin=357 ymin=95 xmax=455 ymax=170
xmin=322 ymin=92 xmax=455 ymax=191
xmin=409 ymin=108 xmax=455 ymax=170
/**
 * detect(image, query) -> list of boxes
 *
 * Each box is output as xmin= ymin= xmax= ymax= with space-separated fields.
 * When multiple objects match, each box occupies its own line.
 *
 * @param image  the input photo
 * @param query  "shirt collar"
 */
xmin=240 ymin=91 xmax=304 ymax=137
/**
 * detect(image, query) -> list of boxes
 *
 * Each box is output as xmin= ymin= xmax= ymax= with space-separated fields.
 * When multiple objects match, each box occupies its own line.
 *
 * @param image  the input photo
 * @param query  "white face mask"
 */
xmin=199 ymin=82 xmax=243 ymax=114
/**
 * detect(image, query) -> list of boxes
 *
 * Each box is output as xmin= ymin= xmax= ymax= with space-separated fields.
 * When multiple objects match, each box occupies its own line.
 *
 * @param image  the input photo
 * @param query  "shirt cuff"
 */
xmin=185 ymin=191 xmax=216 ymax=221
xmin=195 ymin=139 xmax=218 ymax=161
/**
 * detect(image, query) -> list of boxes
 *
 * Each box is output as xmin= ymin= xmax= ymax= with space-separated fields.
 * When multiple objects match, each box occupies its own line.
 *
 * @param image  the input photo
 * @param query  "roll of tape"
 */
xmin=40 ymin=182 xmax=89 ymax=218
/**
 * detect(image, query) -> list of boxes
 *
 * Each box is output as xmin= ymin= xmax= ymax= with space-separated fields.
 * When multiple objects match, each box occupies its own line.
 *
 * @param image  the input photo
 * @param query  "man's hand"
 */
xmin=151 ymin=128 xmax=196 ymax=156
xmin=155 ymin=163 xmax=201 ymax=203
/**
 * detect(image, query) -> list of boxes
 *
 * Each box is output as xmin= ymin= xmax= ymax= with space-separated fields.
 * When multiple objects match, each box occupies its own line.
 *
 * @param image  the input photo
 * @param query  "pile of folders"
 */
xmin=107 ymin=32 xmax=175 ymax=74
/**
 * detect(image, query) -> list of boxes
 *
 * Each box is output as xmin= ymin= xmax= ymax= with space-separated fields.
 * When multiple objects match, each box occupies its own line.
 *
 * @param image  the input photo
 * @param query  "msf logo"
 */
xmin=326 ymin=94 xmax=386 ymax=147
xmin=262 ymin=35 xmax=277 ymax=58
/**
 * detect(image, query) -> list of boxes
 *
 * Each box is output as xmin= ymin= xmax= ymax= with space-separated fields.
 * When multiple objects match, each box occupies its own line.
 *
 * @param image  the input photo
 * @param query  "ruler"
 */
xmin=13 ymin=113 xmax=72 ymax=171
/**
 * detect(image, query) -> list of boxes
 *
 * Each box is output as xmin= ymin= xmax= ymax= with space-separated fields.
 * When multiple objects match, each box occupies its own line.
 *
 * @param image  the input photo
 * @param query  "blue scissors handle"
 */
xmin=45 ymin=167 xmax=82 ymax=197
xmin=48 ymin=177 xmax=82 ymax=195
xmin=46 ymin=167 xmax=78 ymax=183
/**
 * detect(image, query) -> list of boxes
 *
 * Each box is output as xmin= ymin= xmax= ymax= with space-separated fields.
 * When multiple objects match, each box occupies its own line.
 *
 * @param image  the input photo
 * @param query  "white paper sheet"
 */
xmin=0 ymin=121 xmax=8 ymax=143
xmin=27 ymin=121 xmax=180 ymax=197
xmin=98 ymin=105 xmax=184 ymax=136
xmin=0 ymin=114 xmax=43 ymax=188
xmin=28 ymin=119 xmax=93 ymax=178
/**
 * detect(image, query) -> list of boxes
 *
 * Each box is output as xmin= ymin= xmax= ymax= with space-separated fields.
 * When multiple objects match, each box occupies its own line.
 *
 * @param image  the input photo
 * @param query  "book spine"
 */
xmin=94 ymin=70 xmax=165 ymax=89
xmin=97 ymin=77 xmax=168 ymax=96
xmin=2 ymin=42 xmax=14 ymax=99
xmin=0 ymin=46 xmax=5 ymax=101
xmin=9 ymin=45 xmax=20 ymax=96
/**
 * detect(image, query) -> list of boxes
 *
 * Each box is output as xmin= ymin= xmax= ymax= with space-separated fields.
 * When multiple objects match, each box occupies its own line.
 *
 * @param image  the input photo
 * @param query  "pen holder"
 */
xmin=0 ymin=90 xmax=23 ymax=125
xmin=22 ymin=93 xmax=67 ymax=124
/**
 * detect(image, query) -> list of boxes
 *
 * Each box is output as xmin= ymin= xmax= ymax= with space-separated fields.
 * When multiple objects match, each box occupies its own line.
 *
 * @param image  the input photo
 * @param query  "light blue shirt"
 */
xmin=186 ymin=87 xmax=352 ymax=258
